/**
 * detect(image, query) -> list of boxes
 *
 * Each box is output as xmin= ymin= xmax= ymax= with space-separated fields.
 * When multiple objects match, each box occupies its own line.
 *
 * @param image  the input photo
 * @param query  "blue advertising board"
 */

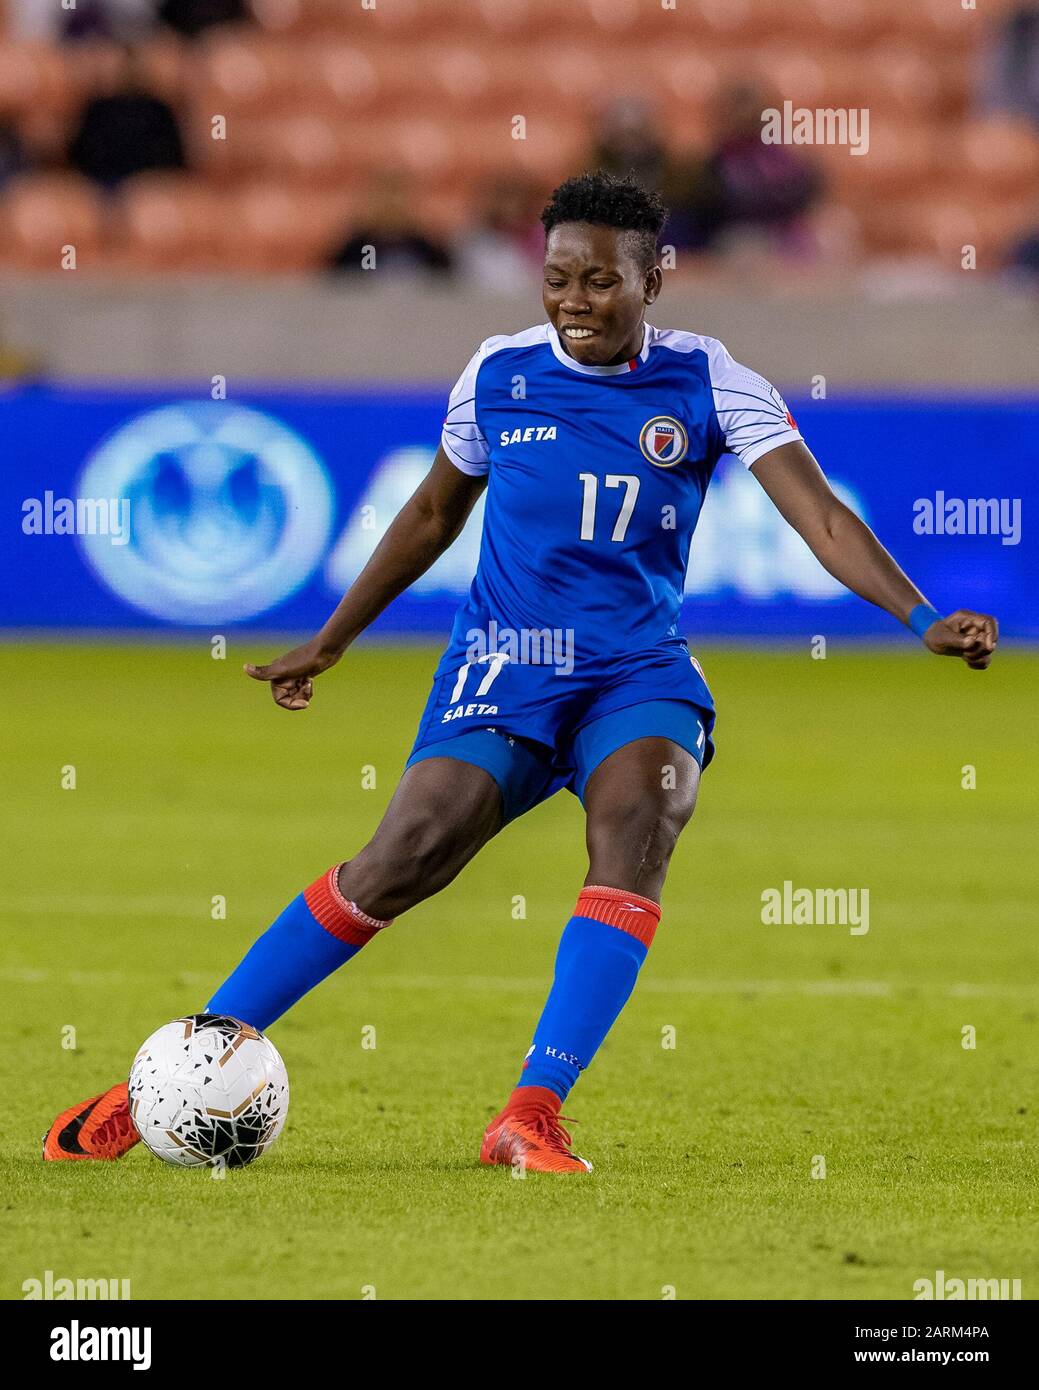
xmin=2 ymin=384 xmax=1034 ymax=638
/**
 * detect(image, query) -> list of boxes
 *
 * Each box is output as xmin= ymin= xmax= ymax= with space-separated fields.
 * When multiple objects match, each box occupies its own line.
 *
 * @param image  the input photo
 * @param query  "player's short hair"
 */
xmin=540 ymin=171 xmax=667 ymax=270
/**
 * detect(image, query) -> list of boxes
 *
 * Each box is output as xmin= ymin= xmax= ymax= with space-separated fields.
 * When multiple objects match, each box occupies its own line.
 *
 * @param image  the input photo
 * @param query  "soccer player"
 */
xmin=45 ymin=172 xmax=997 ymax=1171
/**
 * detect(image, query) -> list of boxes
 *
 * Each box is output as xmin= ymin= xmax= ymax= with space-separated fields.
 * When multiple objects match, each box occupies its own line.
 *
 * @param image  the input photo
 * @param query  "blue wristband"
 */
xmin=908 ymin=603 xmax=941 ymax=639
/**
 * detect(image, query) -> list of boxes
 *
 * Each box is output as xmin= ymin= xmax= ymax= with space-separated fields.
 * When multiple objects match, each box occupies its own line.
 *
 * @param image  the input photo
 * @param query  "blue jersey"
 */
xmin=441 ymin=322 xmax=802 ymax=659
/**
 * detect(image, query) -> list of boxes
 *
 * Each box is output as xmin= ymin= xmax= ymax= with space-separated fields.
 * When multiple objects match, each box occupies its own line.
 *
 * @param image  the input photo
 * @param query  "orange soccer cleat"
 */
xmin=42 ymin=1082 xmax=140 ymax=1161
xmin=480 ymin=1089 xmax=593 ymax=1174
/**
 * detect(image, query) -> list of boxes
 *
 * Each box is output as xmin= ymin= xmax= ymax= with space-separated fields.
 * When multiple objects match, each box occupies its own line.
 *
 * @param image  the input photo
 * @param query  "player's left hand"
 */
xmin=923 ymin=610 xmax=998 ymax=670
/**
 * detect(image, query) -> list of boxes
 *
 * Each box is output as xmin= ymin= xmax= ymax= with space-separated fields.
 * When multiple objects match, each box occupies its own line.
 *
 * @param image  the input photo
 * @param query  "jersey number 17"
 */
xmin=578 ymin=473 xmax=640 ymax=543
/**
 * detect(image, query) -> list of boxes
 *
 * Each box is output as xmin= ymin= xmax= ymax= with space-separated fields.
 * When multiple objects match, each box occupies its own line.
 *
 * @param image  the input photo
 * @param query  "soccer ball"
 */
xmin=128 ymin=1013 xmax=289 ymax=1168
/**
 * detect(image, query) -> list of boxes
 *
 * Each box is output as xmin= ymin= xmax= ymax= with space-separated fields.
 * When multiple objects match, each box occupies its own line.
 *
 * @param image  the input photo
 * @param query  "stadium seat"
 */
xmin=637 ymin=46 xmax=727 ymax=120
xmin=116 ymin=174 xmax=225 ymax=271
xmin=879 ymin=196 xmax=1034 ymax=265
xmin=218 ymin=181 xmax=353 ymax=271
xmin=687 ymin=0 xmax=787 ymax=42
xmin=782 ymin=0 xmax=893 ymax=45
xmin=419 ymin=42 xmax=512 ymax=115
xmin=883 ymin=0 xmax=983 ymax=48
xmin=307 ymin=40 xmax=382 ymax=115
xmin=415 ymin=187 xmax=474 ymax=239
xmin=861 ymin=43 xmax=963 ymax=120
xmin=517 ymin=42 xmax=652 ymax=120
xmin=191 ymin=32 xmax=302 ymax=116
xmin=961 ymin=117 xmax=1039 ymax=195
xmin=133 ymin=34 xmax=190 ymax=108
xmin=752 ymin=46 xmax=847 ymax=109
xmin=470 ymin=0 xmax=572 ymax=41
xmin=817 ymin=120 xmax=942 ymax=197
xmin=0 ymin=174 xmax=105 ymax=272
xmin=567 ymin=0 xmax=644 ymax=37
xmin=0 ymin=41 xmax=69 ymax=119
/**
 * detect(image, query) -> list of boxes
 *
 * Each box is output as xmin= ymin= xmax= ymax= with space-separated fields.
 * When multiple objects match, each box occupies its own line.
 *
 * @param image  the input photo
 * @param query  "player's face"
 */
xmin=543 ymin=223 xmax=661 ymax=367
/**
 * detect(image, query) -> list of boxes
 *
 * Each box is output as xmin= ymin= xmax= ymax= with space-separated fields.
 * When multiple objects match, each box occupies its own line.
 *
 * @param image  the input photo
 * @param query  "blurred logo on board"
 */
xmin=76 ymin=403 xmax=333 ymax=623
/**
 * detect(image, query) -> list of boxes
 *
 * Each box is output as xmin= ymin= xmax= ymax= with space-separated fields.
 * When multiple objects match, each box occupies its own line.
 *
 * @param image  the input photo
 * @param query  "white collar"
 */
xmin=548 ymin=322 xmax=651 ymax=376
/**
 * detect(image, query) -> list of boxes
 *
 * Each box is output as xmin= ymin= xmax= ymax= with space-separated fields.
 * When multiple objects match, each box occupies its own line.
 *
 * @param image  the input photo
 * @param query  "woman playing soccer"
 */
xmin=45 ymin=172 xmax=997 ymax=1172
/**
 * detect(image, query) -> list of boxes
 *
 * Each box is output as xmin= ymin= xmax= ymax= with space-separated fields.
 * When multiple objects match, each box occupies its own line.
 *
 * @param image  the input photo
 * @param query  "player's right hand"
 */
xmin=244 ymin=640 xmax=341 ymax=710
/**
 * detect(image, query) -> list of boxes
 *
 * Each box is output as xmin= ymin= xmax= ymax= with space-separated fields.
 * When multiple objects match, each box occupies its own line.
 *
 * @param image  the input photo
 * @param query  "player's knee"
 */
xmin=588 ymin=789 xmax=696 ymax=877
xmin=345 ymin=814 xmax=474 ymax=918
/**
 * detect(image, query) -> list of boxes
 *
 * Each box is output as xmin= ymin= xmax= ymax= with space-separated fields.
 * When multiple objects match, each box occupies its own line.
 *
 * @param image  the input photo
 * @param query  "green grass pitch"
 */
xmin=2 ymin=639 xmax=1036 ymax=1301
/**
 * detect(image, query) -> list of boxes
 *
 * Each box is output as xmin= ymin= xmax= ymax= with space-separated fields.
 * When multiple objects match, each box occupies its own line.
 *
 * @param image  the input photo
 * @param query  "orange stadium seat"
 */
xmin=875 ymin=195 xmax=1035 ymax=264
xmin=0 ymin=174 xmax=105 ymax=272
xmin=256 ymin=0 xmax=374 ymax=39
xmin=752 ymin=45 xmax=856 ymax=110
xmin=469 ymin=0 xmax=574 ymax=42
xmin=432 ymin=115 xmax=586 ymax=188
xmin=961 ymin=117 xmax=1039 ymax=195
xmin=282 ymin=0 xmax=438 ymax=41
xmin=307 ymin=40 xmax=383 ymax=116
xmin=568 ymin=0 xmax=645 ymax=39
xmin=644 ymin=45 xmax=730 ymax=118
xmin=133 ymin=35 xmax=190 ymax=107
xmin=521 ymin=42 xmax=614 ymax=119
xmin=686 ymin=0 xmax=788 ymax=43
xmin=411 ymin=42 xmax=495 ymax=115
xmin=782 ymin=0 xmax=895 ymax=45
xmin=191 ymin=31 xmax=303 ymax=116
xmin=115 ymin=174 xmax=225 ymax=271
xmin=861 ymin=44 xmax=963 ymax=120
xmin=816 ymin=119 xmax=944 ymax=198
xmin=415 ymin=187 xmax=474 ymax=239
xmin=218 ymin=181 xmax=354 ymax=270
xmin=0 ymin=41 xmax=69 ymax=119
xmin=259 ymin=113 xmax=371 ymax=183
xmin=882 ymin=0 xmax=982 ymax=48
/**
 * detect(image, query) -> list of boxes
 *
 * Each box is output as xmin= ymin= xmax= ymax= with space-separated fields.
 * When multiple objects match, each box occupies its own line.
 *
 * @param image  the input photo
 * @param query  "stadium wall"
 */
xmin=2 ymin=279 xmax=1038 ymax=387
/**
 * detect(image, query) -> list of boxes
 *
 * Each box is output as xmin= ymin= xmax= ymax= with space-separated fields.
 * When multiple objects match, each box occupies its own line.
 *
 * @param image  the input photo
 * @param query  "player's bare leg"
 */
xmin=337 ymin=756 xmax=502 ymax=920
xmin=481 ymin=736 xmax=699 ymax=1173
xmin=582 ymin=736 xmax=700 ymax=900
xmin=44 ymin=758 xmax=502 ymax=1160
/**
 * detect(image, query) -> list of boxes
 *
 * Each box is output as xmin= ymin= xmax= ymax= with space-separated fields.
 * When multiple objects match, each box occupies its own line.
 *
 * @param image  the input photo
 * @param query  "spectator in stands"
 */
xmin=982 ymin=4 xmax=1039 ymax=126
xmin=67 ymin=45 xmax=186 ymax=189
xmin=1007 ymin=217 xmax=1039 ymax=280
xmin=703 ymin=80 xmax=822 ymax=253
xmin=327 ymin=172 xmax=453 ymax=278
xmin=589 ymin=97 xmax=671 ymax=192
xmin=587 ymin=96 xmax=723 ymax=254
xmin=454 ymin=177 xmax=542 ymax=290
xmin=158 ymin=0 xmax=251 ymax=40
xmin=0 ymin=122 xmax=28 ymax=191
xmin=61 ymin=0 xmax=157 ymax=44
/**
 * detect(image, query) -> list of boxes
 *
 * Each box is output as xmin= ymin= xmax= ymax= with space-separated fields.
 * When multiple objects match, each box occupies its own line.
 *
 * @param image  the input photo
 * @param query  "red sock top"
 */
xmin=304 ymin=865 xmax=392 ymax=946
xmin=575 ymin=885 xmax=661 ymax=947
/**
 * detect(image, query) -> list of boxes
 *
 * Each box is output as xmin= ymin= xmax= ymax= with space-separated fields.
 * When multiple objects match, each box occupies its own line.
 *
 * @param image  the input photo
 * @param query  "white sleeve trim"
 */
xmin=441 ymin=430 xmax=489 ymax=476
xmin=741 ymin=430 xmax=804 ymax=469
xmin=704 ymin=337 xmax=802 ymax=469
xmin=440 ymin=336 xmax=509 ymax=477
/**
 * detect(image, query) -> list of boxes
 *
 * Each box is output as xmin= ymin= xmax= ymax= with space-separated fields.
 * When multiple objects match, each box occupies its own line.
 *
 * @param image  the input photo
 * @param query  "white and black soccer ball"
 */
xmin=128 ymin=1014 xmax=289 ymax=1168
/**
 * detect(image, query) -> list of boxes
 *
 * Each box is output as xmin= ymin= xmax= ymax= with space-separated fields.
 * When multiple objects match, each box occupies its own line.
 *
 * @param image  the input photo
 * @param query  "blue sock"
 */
xmin=205 ymin=868 xmax=387 ymax=1032
xmin=516 ymin=887 xmax=661 ymax=1103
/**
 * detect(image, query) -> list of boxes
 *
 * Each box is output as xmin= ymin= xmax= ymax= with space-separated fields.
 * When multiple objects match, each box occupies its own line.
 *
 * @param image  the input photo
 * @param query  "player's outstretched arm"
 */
xmin=245 ymin=446 xmax=487 ymax=709
xmin=751 ymin=440 xmax=998 ymax=670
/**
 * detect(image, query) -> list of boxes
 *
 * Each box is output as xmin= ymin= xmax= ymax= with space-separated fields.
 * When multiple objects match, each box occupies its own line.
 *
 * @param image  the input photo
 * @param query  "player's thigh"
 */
xmin=583 ymin=737 xmax=700 ymax=895
xmin=341 ymin=756 xmax=503 ymax=916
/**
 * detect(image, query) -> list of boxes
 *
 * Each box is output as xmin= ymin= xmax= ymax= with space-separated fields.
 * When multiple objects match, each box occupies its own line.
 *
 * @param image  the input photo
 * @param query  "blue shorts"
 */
xmin=406 ymin=637 xmax=716 ymax=825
